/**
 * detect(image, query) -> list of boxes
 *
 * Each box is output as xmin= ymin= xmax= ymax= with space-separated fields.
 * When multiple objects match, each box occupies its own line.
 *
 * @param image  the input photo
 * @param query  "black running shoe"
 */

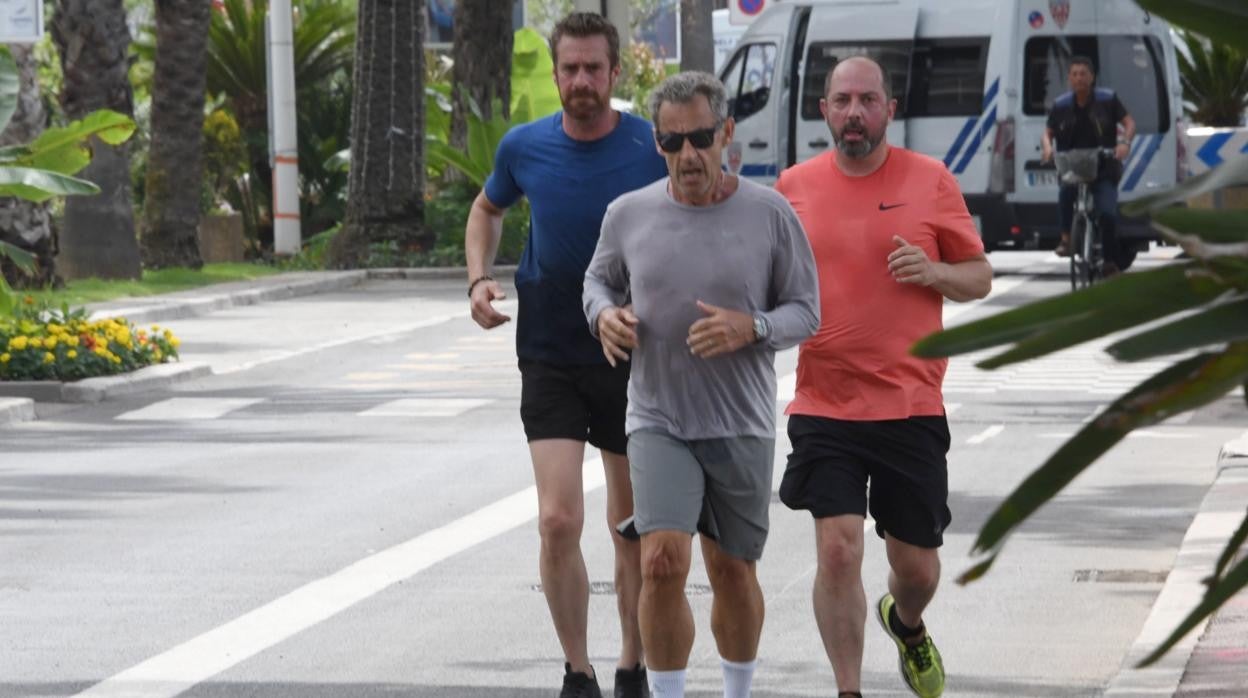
xmin=614 ymin=663 xmax=648 ymax=698
xmin=561 ymin=663 xmax=603 ymax=698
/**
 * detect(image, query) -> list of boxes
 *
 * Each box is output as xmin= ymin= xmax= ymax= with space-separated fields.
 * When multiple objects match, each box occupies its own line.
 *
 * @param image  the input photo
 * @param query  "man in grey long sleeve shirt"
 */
xmin=583 ymin=72 xmax=819 ymax=698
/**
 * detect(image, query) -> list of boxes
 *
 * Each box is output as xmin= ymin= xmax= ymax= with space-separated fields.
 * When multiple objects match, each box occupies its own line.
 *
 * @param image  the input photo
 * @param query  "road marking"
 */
xmin=776 ymin=372 xmax=795 ymax=402
xmin=359 ymin=398 xmax=492 ymax=417
xmin=115 ymin=398 xmax=263 ymax=421
xmin=342 ymin=372 xmax=401 ymax=381
xmin=945 ymin=403 xmax=962 ymax=415
xmin=942 ymin=275 xmax=1028 ymax=325
xmin=966 ymin=424 xmax=1005 ymax=445
xmin=75 ymin=460 xmax=607 ymax=698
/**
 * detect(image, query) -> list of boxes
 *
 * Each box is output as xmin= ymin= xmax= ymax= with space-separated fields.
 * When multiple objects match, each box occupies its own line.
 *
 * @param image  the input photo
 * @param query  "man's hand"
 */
xmin=1114 ymin=143 xmax=1129 ymax=161
xmin=687 ymin=300 xmax=753 ymax=359
xmin=889 ymin=235 xmax=942 ymax=287
xmin=469 ymin=279 xmax=511 ymax=329
xmin=597 ymin=305 xmax=639 ymax=367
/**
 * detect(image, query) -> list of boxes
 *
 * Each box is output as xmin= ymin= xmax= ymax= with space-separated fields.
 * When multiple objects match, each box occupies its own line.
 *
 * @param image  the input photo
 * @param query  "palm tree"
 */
xmin=1177 ymin=30 xmax=1248 ymax=127
xmin=140 ymin=0 xmax=213 ymax=270
xmin=680 ymin=0 xmax=714 ymax=73
xmin=327 ymin=0 xmax=428 ymax=267
xmin=450 ymin=0 xmax=513 ymax=152
xmin=51 ymin=0 xmax=142 ymax=280
xmin=0 ymin=44 xmax=54 ymax=288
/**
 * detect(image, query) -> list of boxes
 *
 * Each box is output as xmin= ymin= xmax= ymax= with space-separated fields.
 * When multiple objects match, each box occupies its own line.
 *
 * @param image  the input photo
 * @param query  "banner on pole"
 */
xmin=0 ymin=0 xmax=42 ymax=43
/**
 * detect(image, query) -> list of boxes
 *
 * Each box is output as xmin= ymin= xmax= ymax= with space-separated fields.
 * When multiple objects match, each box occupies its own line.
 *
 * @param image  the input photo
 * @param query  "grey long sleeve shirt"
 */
xmin=584 ymin=177 xmax=820 ymax=440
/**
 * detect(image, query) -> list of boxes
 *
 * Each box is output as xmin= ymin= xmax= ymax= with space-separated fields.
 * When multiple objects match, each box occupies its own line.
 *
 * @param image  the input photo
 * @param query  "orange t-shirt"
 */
xmin=776 ymin=147 xmax=985 ymax=421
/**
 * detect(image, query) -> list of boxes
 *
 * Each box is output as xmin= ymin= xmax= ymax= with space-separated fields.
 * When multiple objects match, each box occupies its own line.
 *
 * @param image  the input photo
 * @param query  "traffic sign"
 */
xmin=0 ymin=0 xmax=41 ymax=43
xmin=730 ymin=0 xmax=768 ymax=26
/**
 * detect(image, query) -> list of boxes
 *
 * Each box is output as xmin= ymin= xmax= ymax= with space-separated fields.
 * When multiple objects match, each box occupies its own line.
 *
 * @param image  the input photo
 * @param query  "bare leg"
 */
xmin=700 ymin=536 xmax=764 ymax=662
xmin=531 ymin=439 xmax=592 ymax=674
xmin=813 ymin=515 xmax=867 ymax=693
xmin=602 ymin=448 xmax=643 ymax=669
xmin=638 ymin=530 xmax=694 ymax=671
xmin=884 ymin=534 xmax=941 ymax=640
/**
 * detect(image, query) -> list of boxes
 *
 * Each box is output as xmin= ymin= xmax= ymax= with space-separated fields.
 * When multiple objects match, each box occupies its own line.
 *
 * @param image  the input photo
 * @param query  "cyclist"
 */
xmin=1041 ymin=56 xmax=1136 ymax=274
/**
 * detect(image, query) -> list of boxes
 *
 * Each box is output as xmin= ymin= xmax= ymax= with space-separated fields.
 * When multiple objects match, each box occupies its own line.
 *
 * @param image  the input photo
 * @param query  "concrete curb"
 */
xmin=0 ymin=397 xmax=34 ymax=425
xmin=62 ymin=362 xmax=213 ymax=403
xmin=1103 ymin=436 xmax=1248 ymax=695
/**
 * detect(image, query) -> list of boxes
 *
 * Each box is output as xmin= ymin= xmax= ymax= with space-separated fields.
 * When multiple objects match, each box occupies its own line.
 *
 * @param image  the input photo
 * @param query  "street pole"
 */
xmin=267 ymin=0 xmax=300 ymax=256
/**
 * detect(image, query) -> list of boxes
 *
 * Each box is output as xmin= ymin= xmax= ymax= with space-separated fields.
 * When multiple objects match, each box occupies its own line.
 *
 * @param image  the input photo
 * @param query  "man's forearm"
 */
xmin=465 ymin=195 xmax=504 ymax=280
xmin=932 ymin=257 xmax=993 ymax=302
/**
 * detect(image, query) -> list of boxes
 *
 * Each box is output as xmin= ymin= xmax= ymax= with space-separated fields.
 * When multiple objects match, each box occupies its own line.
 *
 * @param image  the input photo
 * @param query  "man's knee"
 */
xmin=706 ymin=552 xmax=756 ymax=593
xmin=815 ymin=521 xmax=864 ymax=578
xmin=641 ymin=534 xmax=691 ymax=586
xmin=891 ymin=548 xmax=941 ymax=592
xmin=538 ymin=508 xmax=583 ymax=548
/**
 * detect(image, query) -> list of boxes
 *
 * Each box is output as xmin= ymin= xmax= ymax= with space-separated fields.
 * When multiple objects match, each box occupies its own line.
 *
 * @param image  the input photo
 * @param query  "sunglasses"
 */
xmin=655 ymin=126 xmax=719 ymax=153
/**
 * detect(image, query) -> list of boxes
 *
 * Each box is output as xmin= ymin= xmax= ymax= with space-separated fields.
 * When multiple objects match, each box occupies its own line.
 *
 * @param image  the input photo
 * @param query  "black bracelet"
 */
xmin=467 ymin=274 xmax=493 ymax=298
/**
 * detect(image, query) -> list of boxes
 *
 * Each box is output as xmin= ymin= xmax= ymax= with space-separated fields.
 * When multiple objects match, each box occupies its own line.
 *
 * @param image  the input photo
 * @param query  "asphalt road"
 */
xmin=2 ymin=249 xmax=1243 ymax=697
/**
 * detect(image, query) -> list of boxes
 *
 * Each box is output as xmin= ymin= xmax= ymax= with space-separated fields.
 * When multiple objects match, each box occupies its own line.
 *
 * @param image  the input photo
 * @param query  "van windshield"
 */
xmin=1023 ymin=35 xmax=1169 ymax=133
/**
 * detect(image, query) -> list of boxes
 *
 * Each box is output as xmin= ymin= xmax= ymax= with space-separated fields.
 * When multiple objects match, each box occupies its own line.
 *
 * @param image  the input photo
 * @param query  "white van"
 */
xmin=717 ymin=0 xmax=1183 ymax=252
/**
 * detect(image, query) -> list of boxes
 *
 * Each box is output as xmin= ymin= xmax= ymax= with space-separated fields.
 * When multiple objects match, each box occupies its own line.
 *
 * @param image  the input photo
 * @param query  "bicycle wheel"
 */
xmin=1069 ymin=213 xmax=1094 ymax=290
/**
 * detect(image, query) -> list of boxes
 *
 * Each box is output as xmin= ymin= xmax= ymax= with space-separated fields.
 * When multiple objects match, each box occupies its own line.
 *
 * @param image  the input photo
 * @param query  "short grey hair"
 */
xmin=648 ymin=71 xmax=729 ymax=128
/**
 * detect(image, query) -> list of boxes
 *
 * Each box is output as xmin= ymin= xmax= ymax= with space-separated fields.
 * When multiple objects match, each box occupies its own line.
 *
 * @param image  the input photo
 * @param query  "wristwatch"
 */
xmin=752 ymin=314 xmax=771 ymax=343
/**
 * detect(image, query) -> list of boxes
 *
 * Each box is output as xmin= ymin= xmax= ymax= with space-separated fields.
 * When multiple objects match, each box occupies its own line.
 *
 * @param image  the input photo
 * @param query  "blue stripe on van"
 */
xmin=943 ymin=78 xmax=999 ymax=171
xmin=953 ymin=106 xmax=997 ymax=174
xmin=1121 ymin=134 xmax=1164 ymax=192
xmin=943 ymin=118 xmax=978 ymax=168
xmin=1196 ymin=131 xmax=1234 ymax=169
xmin=1120 ymin=134 xmax=1146 ymax=177
xmin=740 ymin=163 xmax=777 ymax=177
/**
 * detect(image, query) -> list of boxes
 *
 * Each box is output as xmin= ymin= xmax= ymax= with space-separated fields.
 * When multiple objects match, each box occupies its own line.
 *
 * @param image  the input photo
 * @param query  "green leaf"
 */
xmin=1210 ymin=509 xmax=1248 ymax=585
xmin=1154 ymin=208 xmax=1248 ymax=245
xmin=0 ymin=166 xmax=101 ymax=202
xmin=1136 ymin=554 xmax=1248 ymax=667
xmin=0 ymin=273 xmax=14 ymax=316
xmin=0 ymin=144 xmax=32 ymax=162
xmin=24 ymin=110 xmax=137 ymax=175
xmin=964 ymin=345 xmax=1248 ymax=568
xmin=1136 ymin=0 xmax=1248 ymax=55
xmin=0 ymin=239 xmax=36 ymax=274
xmin=1123 ymin=155 xmax=1248 ymax=216
xmin=0 ymin=46 xmax=18 ymax=136
xmin=1107 ymin=297 xmax=1248 ymax=361
xmin=912 ymin=263 xmax=1227 ymax=363
xmin=511 ymin=27 xmax=561 ymax=123
xmin=426 ymin=140 xmax=486 ymax=189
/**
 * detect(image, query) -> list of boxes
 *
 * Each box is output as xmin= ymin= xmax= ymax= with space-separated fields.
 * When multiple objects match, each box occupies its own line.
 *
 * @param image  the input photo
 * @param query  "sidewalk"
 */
xmin=1106 ymin=434 xmax=1248 ymax=696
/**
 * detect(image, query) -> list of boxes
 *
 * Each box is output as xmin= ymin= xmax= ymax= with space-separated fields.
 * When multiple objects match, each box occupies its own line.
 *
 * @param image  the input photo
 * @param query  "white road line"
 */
xmin=359 ymin=398 xmax=492 ymax=418
xmin=115 ymin=398 xmax=263 ymax=422
xmin=966 ymin=424 xmax=1005 ymax=445
xmin=776 ymin=372 xmax=796 ymax=402
xmin=942 ymin=275 xmax=1029 ymax=325
xmin=75 ymin=459 xmax=607 ymax=698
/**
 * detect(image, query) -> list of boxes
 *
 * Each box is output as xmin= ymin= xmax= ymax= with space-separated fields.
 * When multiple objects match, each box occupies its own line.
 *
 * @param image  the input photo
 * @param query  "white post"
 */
xmin=267 ymin=0 xmax=301 ymax=256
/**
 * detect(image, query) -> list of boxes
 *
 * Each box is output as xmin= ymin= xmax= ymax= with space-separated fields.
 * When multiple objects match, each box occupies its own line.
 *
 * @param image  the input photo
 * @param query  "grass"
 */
xmin=24 ymin=263 xmax=282 ymax=307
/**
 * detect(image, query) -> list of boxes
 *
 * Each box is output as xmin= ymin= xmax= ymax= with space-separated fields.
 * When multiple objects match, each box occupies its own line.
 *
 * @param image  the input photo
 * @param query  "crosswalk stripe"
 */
xmin=359 ymin=398 xmax=493 ymax=417
xmin=115 ymin=398 xmax=263 ymax=421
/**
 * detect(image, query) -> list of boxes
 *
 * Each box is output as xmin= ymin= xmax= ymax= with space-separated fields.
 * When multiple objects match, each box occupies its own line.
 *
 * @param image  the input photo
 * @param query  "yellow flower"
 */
xmin=67 ymin=350 xmax=78 ymax=359
xmin=111 ymin=356 xmax=121 ymax=364
xmin=43 ymin=352 xmax=54 ymax=364
xmin=170 ymin=337 xmax=181 ymax=348
xmin=0 ymin=353 xmax=9 ymax=363
xmin=66 ymin=336 xmax=79 ymax=347
xmin=8 ymin=336 xmax=28 ymax=351
xmin=44 ymin=336 xmax=57 ymax=349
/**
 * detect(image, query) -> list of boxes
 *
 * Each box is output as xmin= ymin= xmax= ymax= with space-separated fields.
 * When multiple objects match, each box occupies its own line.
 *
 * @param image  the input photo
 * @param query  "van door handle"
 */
xmin=749 ymin=139 xmax=768 ymax=149
xmin=809 ymin=138 xmax=829 ymax=149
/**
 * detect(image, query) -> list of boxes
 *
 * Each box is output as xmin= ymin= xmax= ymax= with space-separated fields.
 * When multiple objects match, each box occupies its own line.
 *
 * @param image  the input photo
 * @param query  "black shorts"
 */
xmin=518 ymin=358 xmax=630 ymax=455
xmin=779 ymin=414 xmax=952 ymax=548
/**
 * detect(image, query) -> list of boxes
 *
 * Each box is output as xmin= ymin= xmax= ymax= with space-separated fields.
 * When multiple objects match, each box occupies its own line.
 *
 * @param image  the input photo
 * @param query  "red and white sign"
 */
xmin=1049 ymin=0 xmax=1071 ymax=30
xmin=729 ymin=0 xmax=768 ymax=26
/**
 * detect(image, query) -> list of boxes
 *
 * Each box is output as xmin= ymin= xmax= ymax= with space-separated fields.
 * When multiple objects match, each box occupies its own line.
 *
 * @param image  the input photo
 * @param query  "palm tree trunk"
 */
xmin=327 ymin=0 xmax=428 ymax=268
xmin=0 ymin=44 xmax=54 ymax=288
xmin=51 ymin=0 xmax=142 ymax=280
xmin=141 ymin=0 xmax=212 ymax=270
xmin=680 ymin=0 xmax=715 ymax=73
xmin=450 ymin=0 xmax=513 ymax=151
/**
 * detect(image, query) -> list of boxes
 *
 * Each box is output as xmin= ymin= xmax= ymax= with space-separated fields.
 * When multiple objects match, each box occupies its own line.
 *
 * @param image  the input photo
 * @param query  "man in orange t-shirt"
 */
xmin=775 ymin=56 xmax=992 ymax=698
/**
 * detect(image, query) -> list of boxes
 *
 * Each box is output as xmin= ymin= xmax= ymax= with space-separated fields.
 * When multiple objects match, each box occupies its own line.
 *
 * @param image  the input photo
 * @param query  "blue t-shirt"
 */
xmin=484 ymin=111 xmax=667 ymax=365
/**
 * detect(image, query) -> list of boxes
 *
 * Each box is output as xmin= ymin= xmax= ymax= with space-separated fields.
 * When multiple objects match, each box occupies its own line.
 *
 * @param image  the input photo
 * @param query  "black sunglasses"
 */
xmin=655 ymin=126 xmax=719 ymax=153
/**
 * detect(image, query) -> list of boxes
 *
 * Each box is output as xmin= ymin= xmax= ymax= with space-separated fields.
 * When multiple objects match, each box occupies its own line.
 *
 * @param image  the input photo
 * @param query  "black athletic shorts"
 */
xmin=518 ymin=358 xmax=630 ymax=455
xmin=779 ymin=414 xmax=952 ymax=548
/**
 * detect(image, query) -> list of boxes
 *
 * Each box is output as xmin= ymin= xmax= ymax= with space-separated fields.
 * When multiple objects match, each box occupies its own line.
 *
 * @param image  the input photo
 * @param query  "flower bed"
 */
xmin=0 ymin=297 xmax=180 ymax=382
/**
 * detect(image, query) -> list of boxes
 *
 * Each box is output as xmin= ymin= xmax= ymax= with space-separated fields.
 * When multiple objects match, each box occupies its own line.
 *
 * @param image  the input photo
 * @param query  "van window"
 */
xmin=801 ymin=42 xmax=911 ymax=120
xmin=908 ymin=38 xmax=989 ymax=118
xmin=721 ymin=43 xmax=777 ymax=122
xmin=1023 ymin=35 xmax=1169 ymax=133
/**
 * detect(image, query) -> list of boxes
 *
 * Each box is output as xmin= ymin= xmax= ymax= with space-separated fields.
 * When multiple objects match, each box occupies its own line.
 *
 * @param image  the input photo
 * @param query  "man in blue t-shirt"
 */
xmin=463 ymin=12 xmax=667 ymax=698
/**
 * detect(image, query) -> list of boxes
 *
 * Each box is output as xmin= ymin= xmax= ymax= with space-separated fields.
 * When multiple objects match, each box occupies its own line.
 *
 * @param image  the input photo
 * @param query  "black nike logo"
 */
xmin=878 ymin=202 xmax=906 ymax=211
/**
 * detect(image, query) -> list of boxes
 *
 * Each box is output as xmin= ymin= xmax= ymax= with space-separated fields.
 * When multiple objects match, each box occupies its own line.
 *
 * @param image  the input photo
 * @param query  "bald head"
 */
xmin=824 ymin=55 xmax=891 ymax=101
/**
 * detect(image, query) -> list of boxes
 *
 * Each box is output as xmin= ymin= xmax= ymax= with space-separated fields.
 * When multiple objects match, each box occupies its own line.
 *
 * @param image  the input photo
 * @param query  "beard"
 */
xmin=833 ymin=119 xmax=885 ymax=159
xmin=562 ymin=87 xmax=610 ymax=121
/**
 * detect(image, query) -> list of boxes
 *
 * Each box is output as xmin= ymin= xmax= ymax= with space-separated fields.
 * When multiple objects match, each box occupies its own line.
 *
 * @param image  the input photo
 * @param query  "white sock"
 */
xmin=648 ymin=668 xmax=687 ymax=697
xmin=721 ymin=657 xmax=756 ymax=698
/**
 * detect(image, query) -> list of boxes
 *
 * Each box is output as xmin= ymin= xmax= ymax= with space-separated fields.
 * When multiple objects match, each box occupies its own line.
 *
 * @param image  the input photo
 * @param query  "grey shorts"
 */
xmin=627 ymin=428 xmax=775 ymax=561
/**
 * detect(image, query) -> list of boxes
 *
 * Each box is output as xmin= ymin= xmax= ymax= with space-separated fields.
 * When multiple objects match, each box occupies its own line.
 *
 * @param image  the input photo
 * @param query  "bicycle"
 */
xmin=1054 ymin=148 xmax=1116 ymax=290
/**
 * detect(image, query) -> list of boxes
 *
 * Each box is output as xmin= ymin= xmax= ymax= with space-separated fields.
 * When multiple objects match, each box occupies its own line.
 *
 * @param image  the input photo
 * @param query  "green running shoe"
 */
xmin=876 ymin=593 xmax=945 ymax=698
